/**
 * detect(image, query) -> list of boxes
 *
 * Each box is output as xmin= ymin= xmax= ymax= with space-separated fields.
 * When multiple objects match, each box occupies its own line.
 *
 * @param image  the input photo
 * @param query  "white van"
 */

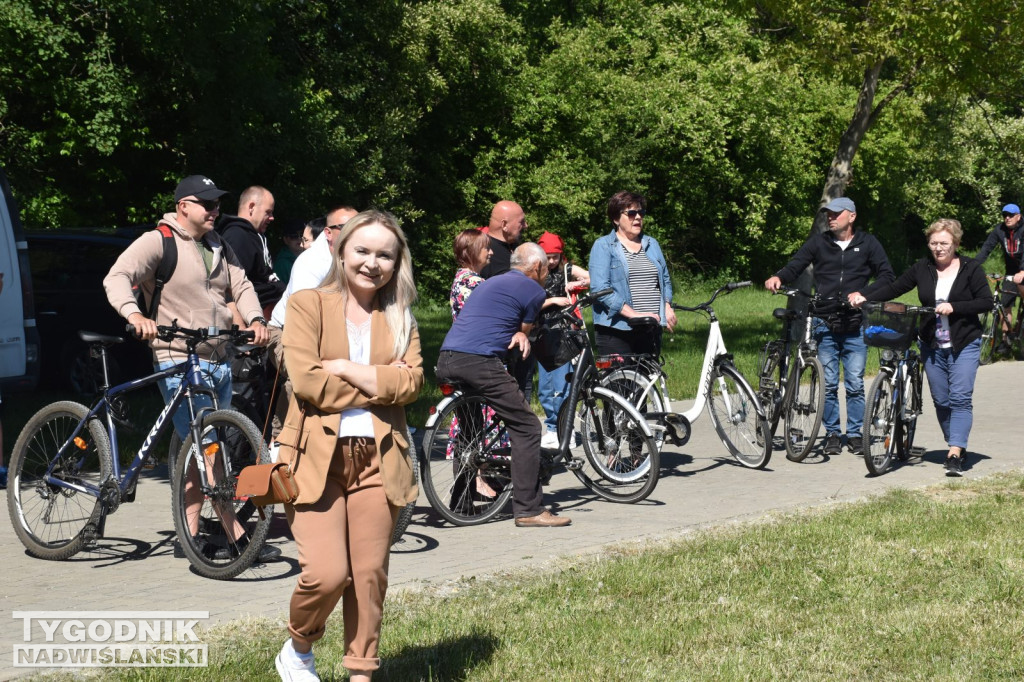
xmin=0 ymin=165 xmax=40 ymax=391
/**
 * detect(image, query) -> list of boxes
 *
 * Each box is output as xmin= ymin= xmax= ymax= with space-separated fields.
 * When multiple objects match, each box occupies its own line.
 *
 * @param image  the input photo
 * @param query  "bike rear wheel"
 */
xmin=707 ymin=364 xmax=771 ymax=469
xmin=599 ymin=365 xmax=668 ymax=451
xmin=978 ymin=309 xmax=1000 ymax=366
xmin=420 ymin=394 xmax=513 ymax=526
xmin=560 ymin=388 xmax=660 ymax=503
xmin=756 ymin=341 xmax=785 ymax=439
xmin=783 ymin=356 xmax=824 ymax=462
xmin=864 ymin=370 xmax=899 ymax=476
xmin=390 ymin=423 xmax=419 ymax=544
xmin=171 ymin=409 xmax=273 ymax=579
xmin=7 ymin=401 xmax=112 ymax=560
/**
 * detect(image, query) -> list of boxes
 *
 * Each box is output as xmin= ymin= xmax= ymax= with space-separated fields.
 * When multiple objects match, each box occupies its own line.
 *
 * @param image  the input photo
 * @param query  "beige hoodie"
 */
xmin=103 ymin=213 xmax=262 ymax=364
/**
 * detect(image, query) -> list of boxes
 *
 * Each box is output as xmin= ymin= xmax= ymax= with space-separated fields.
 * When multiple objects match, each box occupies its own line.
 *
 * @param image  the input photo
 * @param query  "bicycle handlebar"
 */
xmin=547 ymin=287 xmax=614 ymax=327
xmin=987 ymin=273 xmax=1017 ymax=282
xmin=127 ymin=321 xmax=255 ymax=345
xmin=670 ymin=281 xmax=750 ymax=312
xmin=860 ymin=301 xmax=936 ymax=315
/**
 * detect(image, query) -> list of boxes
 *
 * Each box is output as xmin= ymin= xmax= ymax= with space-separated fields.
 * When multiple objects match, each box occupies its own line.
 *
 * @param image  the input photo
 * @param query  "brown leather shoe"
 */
xmin=514 ymin=510 xmax=571 ymax=528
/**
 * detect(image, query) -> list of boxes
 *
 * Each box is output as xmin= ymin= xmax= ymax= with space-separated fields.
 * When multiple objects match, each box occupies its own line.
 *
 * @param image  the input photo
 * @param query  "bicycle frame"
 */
xmin=41 ymin=350 xmax=218 ymax=500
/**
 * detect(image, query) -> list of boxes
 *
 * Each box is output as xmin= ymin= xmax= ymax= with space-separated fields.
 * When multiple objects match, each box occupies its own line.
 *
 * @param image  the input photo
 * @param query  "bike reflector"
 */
xmin=439 ymin=383 xmax=456 ymax=396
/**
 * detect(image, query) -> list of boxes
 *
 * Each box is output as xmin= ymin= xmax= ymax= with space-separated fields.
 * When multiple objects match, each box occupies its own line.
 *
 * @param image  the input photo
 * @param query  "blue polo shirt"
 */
xmin=440 ymin=270 xmax=546 ymax=358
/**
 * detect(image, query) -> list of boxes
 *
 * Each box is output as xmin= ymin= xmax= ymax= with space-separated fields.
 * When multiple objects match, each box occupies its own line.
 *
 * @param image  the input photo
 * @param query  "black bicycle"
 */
xmin=419 ymin=288 xmax=660 ymax=526
xmin=756 ymin=288 xmax=826 ymax=462
xmin=979 ymin=273 xmax=1024 ymax=365
xmin=861 ymin=302 xmax=933 ymax=476
xmin=7 ymin=323 xmax=273 ymax=579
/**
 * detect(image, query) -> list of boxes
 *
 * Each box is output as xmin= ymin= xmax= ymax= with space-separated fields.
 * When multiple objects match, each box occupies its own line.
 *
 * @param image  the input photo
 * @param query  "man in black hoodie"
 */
xmin=765 ymin=197 xmax=894 ymax=457
xmin=218 ymin=185 xmax=285 ymax=317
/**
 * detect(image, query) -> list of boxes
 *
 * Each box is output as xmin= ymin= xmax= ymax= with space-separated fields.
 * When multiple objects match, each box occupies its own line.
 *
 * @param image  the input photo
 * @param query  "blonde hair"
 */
xmin=319 ymin=210 xmax=417 ymax=360
xmin=925 ymin=218 xmax=963 ymax=248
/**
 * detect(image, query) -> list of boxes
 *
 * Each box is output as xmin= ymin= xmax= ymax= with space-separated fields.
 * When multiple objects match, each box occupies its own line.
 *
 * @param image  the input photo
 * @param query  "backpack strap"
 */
xmin=142 ymin=224 xmax=178 ymax=319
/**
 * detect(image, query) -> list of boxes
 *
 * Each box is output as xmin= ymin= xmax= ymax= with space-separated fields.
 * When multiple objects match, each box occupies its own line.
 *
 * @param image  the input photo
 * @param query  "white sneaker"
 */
xmin=540 ymin=431 xmax=559 ymax=449
xmin=268 ymin=442 xmax=282 ymax=463
xmin=275 ymin=640 xmax=319 ymax=681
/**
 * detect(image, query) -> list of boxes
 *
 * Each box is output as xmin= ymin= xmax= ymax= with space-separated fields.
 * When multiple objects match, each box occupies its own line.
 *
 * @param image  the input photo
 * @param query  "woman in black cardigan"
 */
xmin=850 ymin=219 xmax=990 ymax=476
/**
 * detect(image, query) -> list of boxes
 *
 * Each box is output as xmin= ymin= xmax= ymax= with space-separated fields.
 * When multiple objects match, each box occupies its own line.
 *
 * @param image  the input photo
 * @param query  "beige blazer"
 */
xmin=279 ymin=288 xmax=423 ymax=506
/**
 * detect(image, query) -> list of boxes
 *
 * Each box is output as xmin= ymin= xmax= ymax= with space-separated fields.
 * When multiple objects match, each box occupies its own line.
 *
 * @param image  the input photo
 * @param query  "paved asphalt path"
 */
xmin=2 ymin=361 xmax=1022 ymax=679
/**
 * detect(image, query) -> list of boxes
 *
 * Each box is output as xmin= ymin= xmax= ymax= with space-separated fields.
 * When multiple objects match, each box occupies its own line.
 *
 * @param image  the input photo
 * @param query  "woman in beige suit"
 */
xmin=275 ymin=210 xmax=422 ymax=682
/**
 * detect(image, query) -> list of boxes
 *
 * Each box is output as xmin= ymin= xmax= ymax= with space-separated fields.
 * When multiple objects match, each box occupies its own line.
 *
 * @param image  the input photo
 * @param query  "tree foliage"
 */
xmin=2 ymin=0 xmax=1024 ymax=298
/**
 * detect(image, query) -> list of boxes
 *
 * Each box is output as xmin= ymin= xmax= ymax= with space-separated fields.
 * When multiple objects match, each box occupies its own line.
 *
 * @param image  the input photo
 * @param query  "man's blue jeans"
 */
xmin=814 ymin=320 xmax=867 ymax=438
xmin=538 ymin=361 xmax=572 ymax=434
xmin=155 ymin=359 xmax=232 ymax=440
xmin=920 ymin=339 xmax=981 ymax=449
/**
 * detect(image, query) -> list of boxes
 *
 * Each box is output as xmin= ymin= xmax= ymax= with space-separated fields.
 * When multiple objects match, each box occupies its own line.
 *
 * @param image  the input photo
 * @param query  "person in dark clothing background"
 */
xmin=974 ymin=203 xmax=1024 ymax=352
xmin=765 ymin=197 xmax=895 ymax=456
xmin=218 ymin=185 xmax=285 ymax=317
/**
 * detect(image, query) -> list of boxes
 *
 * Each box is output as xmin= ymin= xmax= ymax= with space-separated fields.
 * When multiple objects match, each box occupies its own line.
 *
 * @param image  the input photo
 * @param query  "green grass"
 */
xmin=50 ymin=472 xmax=1024 ymax=681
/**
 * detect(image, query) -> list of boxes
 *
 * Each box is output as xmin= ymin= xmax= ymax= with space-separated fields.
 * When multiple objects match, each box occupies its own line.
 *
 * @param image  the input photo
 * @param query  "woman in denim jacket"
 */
xmin=588 ymin=191 xmax=676 ymax=356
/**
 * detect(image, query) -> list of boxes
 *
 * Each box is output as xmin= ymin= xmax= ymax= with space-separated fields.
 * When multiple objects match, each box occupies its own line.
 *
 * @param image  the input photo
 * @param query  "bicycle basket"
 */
xmin=534 ymin=321 xmax=587 ymax=371
xmin=862 ymin=302 xmax=924 ymax=350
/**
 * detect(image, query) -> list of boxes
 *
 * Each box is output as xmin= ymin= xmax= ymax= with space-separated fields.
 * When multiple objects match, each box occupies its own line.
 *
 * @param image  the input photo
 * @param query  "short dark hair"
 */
xmin=306 ymin=215 xmax=327 ymax=241
xmin=453 ymin=228 xmax=489 ymax=270
xmin=279 ymin=217 xmax=305 ymax=239
xmin=607 ymin=191 xmax=647 ymax=225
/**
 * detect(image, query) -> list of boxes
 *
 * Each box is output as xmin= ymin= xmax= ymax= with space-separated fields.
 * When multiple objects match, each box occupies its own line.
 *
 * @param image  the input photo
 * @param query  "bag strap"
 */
xmin=143 ymin=224 xmax=178 ymax=319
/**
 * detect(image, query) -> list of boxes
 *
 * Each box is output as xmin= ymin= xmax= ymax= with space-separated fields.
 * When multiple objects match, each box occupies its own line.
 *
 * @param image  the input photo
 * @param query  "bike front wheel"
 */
xmin=561 ymin=389 xmax=660 ymax=503
xmin=420 ymin=394 xmax=514 ymax=526
xmin=707 ymin=364 xmax=771 ymax=469
xmin=171 ymin=409 xmax=273 ymax=580
xmin=978 ymin=309 xmax=1000 ymax=366
xmin=864 ymin=370 xmax=899 ymax=476
xmin=7 ymin=401 xmax=112 ymax=560
xmin=783 ymin=356 xmax=825 ymax=462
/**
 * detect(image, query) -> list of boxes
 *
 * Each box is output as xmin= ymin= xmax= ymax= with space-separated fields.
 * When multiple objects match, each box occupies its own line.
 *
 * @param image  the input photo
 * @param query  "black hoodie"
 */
xmin=217 ymin=215 xmax=285 ymax=309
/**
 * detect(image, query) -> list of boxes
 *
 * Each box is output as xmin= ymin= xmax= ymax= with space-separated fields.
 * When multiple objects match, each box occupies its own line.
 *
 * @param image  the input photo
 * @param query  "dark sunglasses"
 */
xmin=1003 ymin=212 xmax=1018 ymax=218
xmin=182 ymin=198 xmax=221 ymax=211
xmin=623 ymin=209 xmax=646 ymax=219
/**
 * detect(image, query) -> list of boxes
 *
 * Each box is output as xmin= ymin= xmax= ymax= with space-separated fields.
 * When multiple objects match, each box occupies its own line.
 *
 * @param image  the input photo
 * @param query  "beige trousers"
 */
xmin=285 ymin=437 xmax=398 ymax=673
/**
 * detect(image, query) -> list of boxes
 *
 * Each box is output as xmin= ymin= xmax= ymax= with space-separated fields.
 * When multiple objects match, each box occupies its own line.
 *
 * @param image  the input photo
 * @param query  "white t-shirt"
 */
xmin=269 ymin=231 xmax=332 ymax=328
xmin=934 ymin=270 xmax=957 ymax=348
xmin=337 ymin=318 xmax=375 ymax=437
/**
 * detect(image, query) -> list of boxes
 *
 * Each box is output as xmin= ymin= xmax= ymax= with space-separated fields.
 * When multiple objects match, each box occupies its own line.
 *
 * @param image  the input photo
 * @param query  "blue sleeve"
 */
xmin=522 ymin=287 xmax=546 ymax=324
xmin=647 ymin=238 xmax=673 ymax=301
xmin=588 ymin=236 xmax=626 ymax=315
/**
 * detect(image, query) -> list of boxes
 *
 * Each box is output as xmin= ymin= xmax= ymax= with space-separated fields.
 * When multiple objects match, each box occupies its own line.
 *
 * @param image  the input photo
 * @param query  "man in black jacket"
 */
xmin=765 ymin=197 xmax=895 ymax=456
xmin=974 ymin=203 xmax=1024 ymax=349
xmin=218 ymin=185 xmax=285 ymax=317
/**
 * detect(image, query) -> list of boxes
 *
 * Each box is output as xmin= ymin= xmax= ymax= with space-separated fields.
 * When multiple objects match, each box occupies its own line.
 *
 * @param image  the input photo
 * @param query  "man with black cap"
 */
xmin=765 ymin=197 xmax=894 ymax=457
xmin=104 ymin=175 xmax=277 ymax=561
xmin=974 ymin=203 xmax=1024 ymax=351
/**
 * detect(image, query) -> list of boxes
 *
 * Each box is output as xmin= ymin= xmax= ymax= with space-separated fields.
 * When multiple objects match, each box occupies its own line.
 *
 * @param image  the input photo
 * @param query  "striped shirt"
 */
xmin=623 ymin=245 xmax=661 ymax=315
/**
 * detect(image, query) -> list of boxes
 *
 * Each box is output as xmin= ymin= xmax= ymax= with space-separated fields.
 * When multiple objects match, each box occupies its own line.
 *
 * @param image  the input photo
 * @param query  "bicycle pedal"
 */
xmin=566 ymin=457 xmax=585 ymax=471
xmin=909 ymin=446 xmax=927 ymax=457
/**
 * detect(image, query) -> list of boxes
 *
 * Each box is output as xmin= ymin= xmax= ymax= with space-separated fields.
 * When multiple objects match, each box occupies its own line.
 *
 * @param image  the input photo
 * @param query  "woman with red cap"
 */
xmin=536 ymin=231 xmax=589 ymax=447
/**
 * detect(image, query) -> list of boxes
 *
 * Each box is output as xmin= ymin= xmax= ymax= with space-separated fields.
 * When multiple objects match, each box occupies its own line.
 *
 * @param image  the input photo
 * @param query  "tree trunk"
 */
xmin=811 ymin=59 xmax=885 ymax=236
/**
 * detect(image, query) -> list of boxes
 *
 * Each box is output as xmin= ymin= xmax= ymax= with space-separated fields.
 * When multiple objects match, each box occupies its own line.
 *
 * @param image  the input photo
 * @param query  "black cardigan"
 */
xmin=860 ymin=254 xmax=991 ymax=351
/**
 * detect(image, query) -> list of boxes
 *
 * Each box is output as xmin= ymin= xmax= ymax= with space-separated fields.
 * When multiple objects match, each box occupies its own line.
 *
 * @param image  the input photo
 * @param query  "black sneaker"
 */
xmin=995 ymin=341 xmax=1012 ymax=356
xmin=847 ymin=436 xmax=863 ymax=454
xmin=945 ymin=455 xmax=963 ymax=477
xmin=213 ymin=537 xmax=282 ymax=563
xmin=824 ymin=433 xmax=842 ymax=455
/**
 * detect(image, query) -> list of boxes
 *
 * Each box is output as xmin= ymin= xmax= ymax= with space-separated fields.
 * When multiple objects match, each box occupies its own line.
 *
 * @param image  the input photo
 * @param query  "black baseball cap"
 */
xmin=174 ymin=175 xmax=230 ymax=202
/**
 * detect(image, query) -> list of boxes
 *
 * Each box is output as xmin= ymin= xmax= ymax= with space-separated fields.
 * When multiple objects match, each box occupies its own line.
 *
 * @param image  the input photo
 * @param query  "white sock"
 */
xmin=285 ymin=640 xmax=313 ymax=664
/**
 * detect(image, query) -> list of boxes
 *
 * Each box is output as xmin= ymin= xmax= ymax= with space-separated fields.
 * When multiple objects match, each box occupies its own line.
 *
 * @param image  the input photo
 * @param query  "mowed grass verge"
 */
xmin=64 ymin=472 xmax=1024 ymax=682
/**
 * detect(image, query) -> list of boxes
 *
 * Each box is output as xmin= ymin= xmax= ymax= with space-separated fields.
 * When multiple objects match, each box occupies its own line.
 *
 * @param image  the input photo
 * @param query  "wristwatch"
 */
xmin=250 ymin=316 xmax=268 ymax=327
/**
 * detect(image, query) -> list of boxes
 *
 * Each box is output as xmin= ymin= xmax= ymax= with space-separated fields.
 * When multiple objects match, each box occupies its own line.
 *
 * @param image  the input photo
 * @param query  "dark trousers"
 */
xmin=436 ymin=350 xmax=543 ymax=518
xmin=594 ymin=324 xmax=662 ymax=357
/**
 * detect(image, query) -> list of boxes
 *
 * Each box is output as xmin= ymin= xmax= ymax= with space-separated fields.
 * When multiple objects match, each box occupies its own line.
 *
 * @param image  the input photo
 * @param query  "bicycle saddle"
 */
xmin=627 ymin=315 xmax=660 ymax=328
xmin=772 ymin=308 xmax=800 ymax=321
xmin=79 ymin=330 xmax=124 ymax=346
